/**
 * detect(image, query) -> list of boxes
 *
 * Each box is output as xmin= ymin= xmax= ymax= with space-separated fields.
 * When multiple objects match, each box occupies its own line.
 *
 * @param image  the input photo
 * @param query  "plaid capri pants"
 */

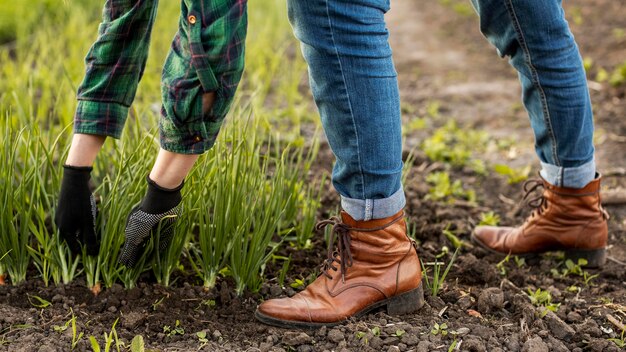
xmin=73 ymin=0 xmax=248 ymax=154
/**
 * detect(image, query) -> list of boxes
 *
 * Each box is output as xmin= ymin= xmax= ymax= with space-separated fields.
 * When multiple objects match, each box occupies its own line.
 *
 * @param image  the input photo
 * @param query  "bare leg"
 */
xmin=65 ymin=134 xmax=106 ymax=167
xmin=148 ymin=149 xmax=199 ymax=189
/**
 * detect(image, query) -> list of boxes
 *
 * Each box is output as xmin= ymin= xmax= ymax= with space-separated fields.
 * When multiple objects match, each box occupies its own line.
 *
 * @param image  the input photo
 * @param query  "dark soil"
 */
xmin=1 ymin=0 xmax=625 ymax=351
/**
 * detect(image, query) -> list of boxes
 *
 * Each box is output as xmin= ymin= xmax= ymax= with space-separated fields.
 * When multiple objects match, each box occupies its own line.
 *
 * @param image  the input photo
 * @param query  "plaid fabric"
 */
xmin=74 ymin=0 xmax=248 ymax=154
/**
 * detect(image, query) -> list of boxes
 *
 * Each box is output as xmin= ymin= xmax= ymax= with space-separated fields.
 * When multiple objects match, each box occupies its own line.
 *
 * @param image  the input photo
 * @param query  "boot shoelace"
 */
xmin=315 ymin=213 xmax=405 ymax=283
xmin=521 ymin=178 xmax=610 ymax=220
xmin=522 ymin=179 xmax=547 ymax=218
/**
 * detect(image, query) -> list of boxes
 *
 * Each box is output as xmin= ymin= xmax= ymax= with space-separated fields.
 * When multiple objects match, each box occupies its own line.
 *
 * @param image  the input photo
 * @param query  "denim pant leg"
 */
xmin=287 ymin=0 xmax=405 ymax=220
xmin=471 ymin=0 xmax=596 ymax=188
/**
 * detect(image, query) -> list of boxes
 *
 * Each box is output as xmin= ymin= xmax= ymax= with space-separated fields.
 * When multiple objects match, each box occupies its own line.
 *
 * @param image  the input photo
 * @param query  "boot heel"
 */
xmin=386 ymin=284 xmax=424 ymax=316
xmin=564 ymin=248 xmax=607 ymax=268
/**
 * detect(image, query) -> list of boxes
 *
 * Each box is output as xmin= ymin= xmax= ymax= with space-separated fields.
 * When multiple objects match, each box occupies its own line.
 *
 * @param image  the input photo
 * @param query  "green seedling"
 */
xmin=426 ymin=171 xmax=476 ymax=204
xmin=163 ymin=320 xmax=185 ymax=338
xmin=493 ymin=164 xmax=531 ymax=184
xmin=393 ymin=329 xmax=406 ymax=337
xmin=271 ymin=254 xmax=291 ymax=287
xmin=448 ymin=338 xmax=459 ymax=352
xmin=152 ymin=297 xmax=165 ymax=311
xmin=551 ymin=258 xmax=599 ymax=287
xmin=196 ymin=331 xmax=209 ymax=349
xmin=355 ymin=331 xmax=368 ymax=345
xmin=421 ymin=247 xmax=460 ymax=297
xmin=27 ymin=294 xmax=51 ymax=309
xmin=478 ymin=211 xmax=500 ymax=226
xmin=442 ymin=224 xmax=465 ymax=249
xmin=290 ymin=278 xmax=305 ymax=289
xmin=527 ymin=288 xmax=560 ymax=317
xmin=496 ymin=254 xmax=525 ymax=276
xmin=609 ymin=60 xmax=626 ymax=86
xmin=52 ymin=310 xmax=83 ymax=350
xmin=431 ymin=322 xmax=448 ymax=336
xmin=421 ymin=120 xmax=488 ymax=172
xmin=130 ymin=335 xmax=145 ymax=352
xmin=371 ymin=326 xmax=381 ymax=337
xmin=608 ymin=329 xmax=625 ymax=348
xmin=89 ymin=318 xmax=121 ymax=352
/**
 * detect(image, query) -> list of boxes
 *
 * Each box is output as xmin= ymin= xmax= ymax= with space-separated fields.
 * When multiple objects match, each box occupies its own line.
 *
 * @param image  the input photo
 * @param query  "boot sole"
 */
xmin=254 ymin=283 xmax=424 ymax=329
xmin=470 ymin=233 xmax=607 ymax=268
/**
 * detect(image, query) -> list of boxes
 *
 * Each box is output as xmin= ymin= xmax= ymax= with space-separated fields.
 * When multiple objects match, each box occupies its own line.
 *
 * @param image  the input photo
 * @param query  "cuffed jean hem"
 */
xmin=341 ymin=187 xmax=406 ymax=221
xmin=540 ymin=158 xmax=596 ymax=189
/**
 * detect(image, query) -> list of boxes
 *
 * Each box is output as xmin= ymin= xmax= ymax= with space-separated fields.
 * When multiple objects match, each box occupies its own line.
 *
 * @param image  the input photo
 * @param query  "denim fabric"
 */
xmin=287 ymin=0 xmax=405 ymax=220
xmin=470 ymin=0 xmax=596 ymax=188
xmin=288 ymin=0 xmax=598 ymax=221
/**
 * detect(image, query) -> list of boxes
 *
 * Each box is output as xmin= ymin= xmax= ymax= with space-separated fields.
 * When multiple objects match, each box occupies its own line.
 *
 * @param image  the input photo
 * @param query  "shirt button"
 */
xmin=188 ymin=15 xmax=197 ymax=25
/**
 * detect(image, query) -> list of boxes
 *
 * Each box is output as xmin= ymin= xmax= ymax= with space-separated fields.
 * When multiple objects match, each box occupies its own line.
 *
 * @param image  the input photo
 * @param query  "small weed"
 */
xmin=393 ymin=329 xmax=406 ymax=337
xmin=421 ymin=247 xmax=460 ymax=297
xmin=478 ymin=211 xmax=501 ymax=226
xmin=495 ymin=254 xmax=511 ymax=276
xmin=27 ymin=294 xmax=51 ymax=309
xmin=52 ymin=310 xmax=83 ymax=350
xmin=551 ymin=258 xmax=599 ymax=287
xmin=527 ymin=288 xmax=560 ymax=317
xmin=196 ymin=331 xmax=209 ymax=349
xmin=421 ymin=120 xmax=488 ymax=172
xmin=152 ymin=297 xmax=165 ymax=311
xmin=130 ymin=335 xmax=145 ymax=352
xmin=163 ymin=320 xmax=185 ymax=338
xmin=290 ymin=278 xmax=305 ymax=289
xmin=431 ymin=322 xmax=448 ymax=336
xmin=442 ymin=224 xmax=465 ymax=249
xmin=608 ymin=329 xmax=625 ymax=348
xmin=609 ymin=60 xmax=626 ymax=86
xmin=494 ymin=164 xmax=531 ymax=184
xmin=448 ymin=338 xmax=459 ymax=352
xmin=426 ymin=172 xmax=476 ymax=204
xmin=355 ymin=331 xmax=368 ymax=345
xmin=89 ymin=318 xmax=121 ymax=352
xmin=371 ymin=326 xmax=381 ymax=337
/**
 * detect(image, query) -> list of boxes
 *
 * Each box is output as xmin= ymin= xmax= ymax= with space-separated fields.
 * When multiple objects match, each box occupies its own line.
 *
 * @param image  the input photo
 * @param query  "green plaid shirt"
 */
xmin=74 ymin=0 xmax=247 ymax=154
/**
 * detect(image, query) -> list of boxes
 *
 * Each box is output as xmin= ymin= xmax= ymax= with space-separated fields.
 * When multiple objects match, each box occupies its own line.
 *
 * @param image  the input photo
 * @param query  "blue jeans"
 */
xmin=288 ymin=0 xmax=596 ymax=221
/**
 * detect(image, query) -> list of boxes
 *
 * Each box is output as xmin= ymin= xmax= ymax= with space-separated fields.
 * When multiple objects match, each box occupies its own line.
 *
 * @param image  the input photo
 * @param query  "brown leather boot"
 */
xmin=472 ymin=175 xmax=609 ymax=267
xmin=255 ymin=210 xmax=424 ymax=328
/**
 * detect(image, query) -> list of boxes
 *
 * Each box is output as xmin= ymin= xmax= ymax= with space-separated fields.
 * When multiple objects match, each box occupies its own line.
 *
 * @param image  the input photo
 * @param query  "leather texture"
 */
xmin=472 ymin=175 xmax=608 ymax=255
xmin=256 ymin=210 xmax=422 ymax=324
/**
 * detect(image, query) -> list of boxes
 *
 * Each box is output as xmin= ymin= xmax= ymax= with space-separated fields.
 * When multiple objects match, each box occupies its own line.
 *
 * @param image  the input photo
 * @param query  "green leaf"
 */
xmin=130 ymin=335 xmax=144 ymax=352
xmin=89 ymin=336 xmax=101 ymax=352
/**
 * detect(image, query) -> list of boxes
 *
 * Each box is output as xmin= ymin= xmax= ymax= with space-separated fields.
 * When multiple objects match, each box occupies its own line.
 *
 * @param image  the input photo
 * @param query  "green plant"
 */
xmin=163 ymin=320 xmax=185 ymax=338
xmin=608 ymin=329 xmax=625 ymax=348
xmin=550 ymin=258 xmax=599 ymax=287
xmin=89 ymin=318 xmax=121 ymax=352
xmin=393 ymin=329 xmax=406 ymax=337
xmin=52 ymin=310 xmax=83 ymax=350
xmin=196 ymin=331 xmax=209 ymax=349
xmin=421 ymin=247 xmax=460 ymax=297
xmin=129 ymin=335 xmax=145 ymax=352
xmin=431 ymin=322 xmax=448 ymax=336
xmin=493 ymin=164 xmax=531 ymax=184
xmin=442 ymin=224 xmax=465 ymax=249
xmin=478 ymin=211 xmax=501 ymax=226
xmin=27 ymin=294 xmax=52 ymax=308
xmin=425 ymin=171 xmax=476 ymax=203
xmin=421 ymin=120 xmax=488 ymax=173
xmin=609 ymin=60 xmax=626 ymax=86
xmin=527 ymin=288 xmax=560 ymax=317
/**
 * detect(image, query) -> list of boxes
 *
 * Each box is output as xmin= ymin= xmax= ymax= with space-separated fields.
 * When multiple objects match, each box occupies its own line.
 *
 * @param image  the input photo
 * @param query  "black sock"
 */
xmin=139 ymin=176 xmax=183 ymax=214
